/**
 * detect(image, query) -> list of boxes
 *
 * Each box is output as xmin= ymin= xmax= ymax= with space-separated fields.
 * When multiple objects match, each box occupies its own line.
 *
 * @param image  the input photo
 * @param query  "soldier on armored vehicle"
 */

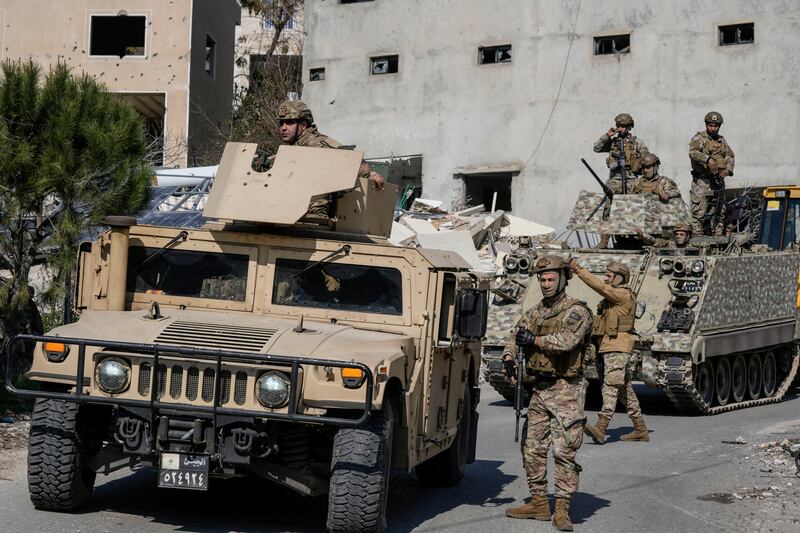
xmin=5 ymin=144 xmax=488 ymax=533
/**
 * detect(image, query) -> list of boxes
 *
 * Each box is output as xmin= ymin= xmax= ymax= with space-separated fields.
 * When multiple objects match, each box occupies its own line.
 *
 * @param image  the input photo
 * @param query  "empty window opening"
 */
xmin=310 ymin=67 xmax=326 ymax=81
xmin=89 ymin=15 xmax=146 ymax=57
xmin=463 ymin=173 xmax=513 ymax=212
xmin=594 ymin=34 xmax=630 ymax=55
xmin=205 ymin=35 xmax=216 ymax=78
xmin=478 ymin=45 xmax=512 ymax=65
xmin=719 ymin=23 xmax=754 ymax=45
xmin=371 ymin=55 xmax=399 ymax=75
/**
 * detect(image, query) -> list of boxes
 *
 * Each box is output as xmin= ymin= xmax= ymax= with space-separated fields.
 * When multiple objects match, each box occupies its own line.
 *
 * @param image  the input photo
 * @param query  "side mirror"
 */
xmin=455 ymin=289 xmax=488 ymax=340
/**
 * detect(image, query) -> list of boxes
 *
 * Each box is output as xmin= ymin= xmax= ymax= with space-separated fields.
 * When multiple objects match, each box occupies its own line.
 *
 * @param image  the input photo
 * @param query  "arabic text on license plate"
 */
xmin=158 ymin=453 xmax=209 ymax=491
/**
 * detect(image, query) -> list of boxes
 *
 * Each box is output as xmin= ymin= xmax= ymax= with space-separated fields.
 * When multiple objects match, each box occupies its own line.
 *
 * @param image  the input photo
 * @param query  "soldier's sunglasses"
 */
xmin=643 ymin=164 xmax=655 ymax=169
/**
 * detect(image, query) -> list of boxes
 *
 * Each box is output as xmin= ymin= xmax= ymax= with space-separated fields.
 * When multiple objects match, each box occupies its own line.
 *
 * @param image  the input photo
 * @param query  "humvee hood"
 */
xmin=49 ymin=309 xmax=410 ymax=366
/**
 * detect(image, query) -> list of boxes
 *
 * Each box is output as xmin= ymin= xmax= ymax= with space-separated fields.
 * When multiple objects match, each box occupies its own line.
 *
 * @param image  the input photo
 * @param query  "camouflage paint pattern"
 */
xmin=695 ymin=253 xmax=800 ymax=331
xmin=651 ymin=332 xmax=693 ymax=353
xmin=523 ymin=378 xmax=585 ymax=498
xmin=598 ymin=351 xmax=642 ymax=419
xmin=568 ymin=192 xmax=689 ymax=235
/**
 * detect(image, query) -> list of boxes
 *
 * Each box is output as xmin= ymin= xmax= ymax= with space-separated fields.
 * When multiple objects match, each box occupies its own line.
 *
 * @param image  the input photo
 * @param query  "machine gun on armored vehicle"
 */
xmin=483 ymin=181 xmax=800 ymax=415
xmin=5 ymin=144 xmax=490 ymax=533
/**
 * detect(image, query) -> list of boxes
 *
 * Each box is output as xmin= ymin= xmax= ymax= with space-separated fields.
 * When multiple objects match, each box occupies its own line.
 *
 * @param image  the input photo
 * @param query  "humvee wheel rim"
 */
xmin=730 ymin=355 xmax=747 ymax=403
xmin=762 ymin=352 xmax=777 ymax=397
xmin=694 ymin=362 xmax=714 ymax=406
xmin=746 ymin=353 xmax=762 ymax=400
xmin=713 ymin=357 xmax=731 ymax=406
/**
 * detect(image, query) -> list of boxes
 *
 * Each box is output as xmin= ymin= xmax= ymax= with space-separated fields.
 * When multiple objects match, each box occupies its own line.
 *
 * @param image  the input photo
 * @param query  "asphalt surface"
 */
xmin=1 ymin=383 xmax=799 ymax=532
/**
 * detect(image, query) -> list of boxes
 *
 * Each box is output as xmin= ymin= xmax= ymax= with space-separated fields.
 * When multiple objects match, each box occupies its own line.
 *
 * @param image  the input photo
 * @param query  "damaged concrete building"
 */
xmin=302 ymin=0 xmax=800 ymax=229
xmin=0 ymin=0 xmax=240 ymax=167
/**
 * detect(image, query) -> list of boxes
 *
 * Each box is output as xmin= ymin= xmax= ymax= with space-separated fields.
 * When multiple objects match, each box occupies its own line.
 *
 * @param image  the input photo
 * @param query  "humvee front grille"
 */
xmin=135 ymin=363 xmax=249 ymax=406
xmin=154 ymin=320 xmax=279 ymax=353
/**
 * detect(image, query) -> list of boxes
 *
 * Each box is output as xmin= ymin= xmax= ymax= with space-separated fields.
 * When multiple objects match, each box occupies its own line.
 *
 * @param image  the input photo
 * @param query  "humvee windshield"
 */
xmin=272 ymin=258 xmax=403 ymax=315
xmin=126 ymin=247 xmax=249 ymax=301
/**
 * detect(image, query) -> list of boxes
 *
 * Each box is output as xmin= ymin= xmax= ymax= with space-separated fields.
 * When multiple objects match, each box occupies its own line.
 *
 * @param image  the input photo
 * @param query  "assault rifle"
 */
xmin=616 ymin=138 xmax=628 ymax=194
xmin=514 ymin=349 xmax=526 ymax=443
xmin=581 ymin=158 xmax=615 ymax=221
xmin=702 ymin=173 xmax=726 ymax=236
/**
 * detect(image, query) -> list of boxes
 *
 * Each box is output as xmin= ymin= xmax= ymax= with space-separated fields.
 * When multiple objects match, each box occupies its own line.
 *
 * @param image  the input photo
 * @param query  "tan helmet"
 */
xmin=277 ymin=100 xmax=314 ymax=124
xmin=533 ymin=255 xmax=572 ymax=280
xmin=704 ymin=111 xmax=723 ymax=125
xmin=606 ymin=261 xmax=630 ymax=284
xmin=642 ymin=152 xmax=660 ymax=167
xmin=615 ymin=113 xmax=634 ymax=127
xmin=674 ymin=223 xmax=693 ymax=234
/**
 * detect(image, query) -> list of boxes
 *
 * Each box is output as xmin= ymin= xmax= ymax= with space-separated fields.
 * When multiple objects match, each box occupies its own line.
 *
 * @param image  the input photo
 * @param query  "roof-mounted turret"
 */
xmin=204 ymin=143 xmax=397 ymax=237
xmin=567 ymin=191 xmax=689 ymax=236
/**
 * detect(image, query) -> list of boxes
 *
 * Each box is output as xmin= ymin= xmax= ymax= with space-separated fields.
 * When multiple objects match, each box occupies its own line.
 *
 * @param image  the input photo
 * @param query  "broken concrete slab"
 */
xmin=417 ymin=230 xmax=493 ymax=272
xmin=502 ymin=214 xmax=554 ymax=237
xmin=388 ymin=221 xmax=415 ymax=246
xmin=400 ymin=216 xmax=438 ymax=235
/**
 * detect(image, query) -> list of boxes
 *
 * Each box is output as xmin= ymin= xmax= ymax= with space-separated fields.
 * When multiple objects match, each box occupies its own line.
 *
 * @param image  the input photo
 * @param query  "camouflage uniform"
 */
xmin=630 ymin=174 xmax=680 ymax=201
xmin=593 ymin=133 xmax=649 ymax=194
xmin=503 ymin=294 xmax=592 ymax=499
xmin=574 ymin=263 xmax=648 ymax=444
xmin=637 ymin=232 xmax=694 ymax=249
xmin=689 ymin=130 xmax=735 ymax=234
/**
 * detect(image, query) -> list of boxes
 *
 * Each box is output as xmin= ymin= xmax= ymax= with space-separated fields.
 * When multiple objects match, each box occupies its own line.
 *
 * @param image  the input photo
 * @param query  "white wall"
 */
xmin=303 ymin=0 xmax=800 ymax=229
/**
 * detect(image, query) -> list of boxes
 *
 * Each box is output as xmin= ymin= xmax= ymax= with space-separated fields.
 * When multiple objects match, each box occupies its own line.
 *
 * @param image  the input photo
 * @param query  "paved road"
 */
xmin=1 ymin=383 xmax=799 ymax=532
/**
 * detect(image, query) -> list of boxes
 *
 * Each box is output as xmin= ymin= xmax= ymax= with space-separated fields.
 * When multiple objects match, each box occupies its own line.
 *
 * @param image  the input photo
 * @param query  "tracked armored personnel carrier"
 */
xmin=5 ymin=144 xmax=489 ymax=533
xmin=484 ymin=188 xmax=800 ymax=414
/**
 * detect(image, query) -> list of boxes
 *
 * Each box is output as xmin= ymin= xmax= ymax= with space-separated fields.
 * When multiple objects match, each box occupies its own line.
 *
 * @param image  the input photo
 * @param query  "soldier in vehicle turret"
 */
xmin=593 ymin=113 xmax=650 ymax=248
xmin=571 ymin=260 xmax=650 ymax=445
xmin=503 ymin=256 xmax=592 ymax=532
xmin=689 ymin=111 xmax=735 ymax=235
xmin=635 ymin=223 xmax=694 ymax=250
xmin=275 ymin=100 xmax=385 ymax=218
xmin=631 ymin=152 xmax=680 ymax=203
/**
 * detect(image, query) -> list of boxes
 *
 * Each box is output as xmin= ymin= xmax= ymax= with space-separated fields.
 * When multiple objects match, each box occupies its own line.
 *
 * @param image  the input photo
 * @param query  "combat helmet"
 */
xmin=605 ymin=261 xmax=630 ymax=284
xmin=278 ymin=100 xmax=314 ymax=124
xmin=673 ymin=223 xmax=693 ymax=234
xmin=704 ymin=111 xmax=723 ymax=125
xmin=615 ymin=113 xmax=635 ymax=127
xmin=533 ymin=255 xmax=573 ymax=280
xmin=642 ymin=152 xmax=660 ymax=167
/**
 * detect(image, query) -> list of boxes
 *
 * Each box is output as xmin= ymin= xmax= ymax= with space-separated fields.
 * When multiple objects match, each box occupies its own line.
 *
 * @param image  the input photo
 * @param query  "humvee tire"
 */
xmin=327 ymin=401 xmax=394 ymax=533
xmin=415 ymin=387 xmax=471 ymax=486
xmin=28 ymin=399 xmax=96 ymax=511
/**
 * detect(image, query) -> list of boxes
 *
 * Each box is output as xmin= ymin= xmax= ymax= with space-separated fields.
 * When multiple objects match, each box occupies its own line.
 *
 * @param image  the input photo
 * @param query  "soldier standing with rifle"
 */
xmin=592 ymin=113 xmax=649 ymax=248
xmin=572 ymin=260 xmax=649 ymax=445
xmin=502 ymin=256 xmax=592 ymax=532
xmin=689 ymin=111 xmax=735 ymax=235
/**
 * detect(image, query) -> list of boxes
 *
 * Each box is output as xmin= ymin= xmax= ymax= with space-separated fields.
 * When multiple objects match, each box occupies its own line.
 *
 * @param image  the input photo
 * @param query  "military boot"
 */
xmin=620 ymin=415 xmax=649 ymax=442
xmin=552 ymin=497 xmax=574 ymax=531
xmin=505 ymin=495 xmax=551 ymax=520
xmin=594 ymin=234 xmax=611 ymax=249
xmin=583 ymin=415 xmax=610 ymax=445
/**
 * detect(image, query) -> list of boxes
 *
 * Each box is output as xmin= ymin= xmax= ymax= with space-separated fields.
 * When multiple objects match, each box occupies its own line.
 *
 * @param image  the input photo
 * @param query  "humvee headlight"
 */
xmin=256 ymin=371 xmax=290 ymax=408
xmin=341 ymin=367 xmax=366 ymax=389
xmin=44 ymin=342 xmax=69 ymax=362
xmin=95 ymin=357 xmax=131 ymax=394
xmin=691 ymin=260 xmax=705 ymax=274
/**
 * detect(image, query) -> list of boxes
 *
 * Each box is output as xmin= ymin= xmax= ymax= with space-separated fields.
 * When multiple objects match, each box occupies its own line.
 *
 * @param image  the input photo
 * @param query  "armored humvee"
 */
xmin=483 ymin=188 xmax=800 ymax=414
xmin=5 ymin=144 xmax=489 ymax=533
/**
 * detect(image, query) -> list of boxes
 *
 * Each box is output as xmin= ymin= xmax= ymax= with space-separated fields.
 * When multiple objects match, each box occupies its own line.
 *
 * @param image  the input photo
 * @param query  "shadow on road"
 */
xmin=571 ymin=491 xmax=612 ymax=524
xmin=84 ymin=458 xmax=515 ymax=532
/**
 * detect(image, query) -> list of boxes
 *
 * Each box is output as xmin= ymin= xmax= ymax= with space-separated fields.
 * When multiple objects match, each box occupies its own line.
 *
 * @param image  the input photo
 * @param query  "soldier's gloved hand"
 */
xmin=515 ymin=328 xmax=536 ymax=346
xmin=707 ymin=158 xmax=718 ymax=173
xmin=503 ymin=358 xmax=516 ymax=379
xmin=719 ymin=170 xmax=731 ymax=178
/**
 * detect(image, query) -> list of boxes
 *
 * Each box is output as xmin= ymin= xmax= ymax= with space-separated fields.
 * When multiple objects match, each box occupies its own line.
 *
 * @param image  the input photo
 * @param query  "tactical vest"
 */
xmin=607 ymin=137 xmax=643 ymax=175
xmin=524 ymin=298 xmax=590 ymax=378
xmin=592 ymin=288 xmax=636 ymax=338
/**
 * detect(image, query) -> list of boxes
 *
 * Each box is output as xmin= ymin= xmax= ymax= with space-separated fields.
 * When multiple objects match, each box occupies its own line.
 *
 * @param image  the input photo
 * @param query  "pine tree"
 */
xmin=0 ymin=61 xmax=151 ymax=376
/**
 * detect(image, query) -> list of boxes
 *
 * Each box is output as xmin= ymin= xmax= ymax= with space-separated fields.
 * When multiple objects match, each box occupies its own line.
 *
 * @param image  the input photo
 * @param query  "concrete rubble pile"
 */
xmin=390 ymin=198 xmax=556 ymax=276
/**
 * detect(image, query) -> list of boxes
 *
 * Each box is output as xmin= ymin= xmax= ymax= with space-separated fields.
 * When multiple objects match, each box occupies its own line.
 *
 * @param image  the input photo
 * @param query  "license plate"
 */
xmin=158 ymin=452 xmax=209 ymax=490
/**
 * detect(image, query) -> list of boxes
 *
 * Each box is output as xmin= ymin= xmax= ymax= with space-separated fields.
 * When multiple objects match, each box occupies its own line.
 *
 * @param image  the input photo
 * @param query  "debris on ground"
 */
xmin=0 ymin=413 xmax=30 ymax=451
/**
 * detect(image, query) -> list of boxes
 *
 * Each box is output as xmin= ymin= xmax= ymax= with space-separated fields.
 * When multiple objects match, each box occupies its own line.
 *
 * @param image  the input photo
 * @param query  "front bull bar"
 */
xmin=4 ymin=334 xmax=374 ymax=428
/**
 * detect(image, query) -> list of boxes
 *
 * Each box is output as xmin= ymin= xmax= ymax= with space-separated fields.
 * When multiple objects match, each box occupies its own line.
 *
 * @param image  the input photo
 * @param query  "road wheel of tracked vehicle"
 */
xmin=416 ymin=387 xmax=471 ymax=487
xmin=694 ymin=362 xmax=715 ymax=406
xmin=713 ymin=357 xmax=731 ymax=406
xmin=327 ymin=401 xmax=393 ymax=533
xmin=762 ymin=351 xmax=777 ymax=398
xmin=731 ymin=355 xmax=747 ymax=403
xmin=28 ymin=398 xmax=96 ymax=511
xmin=746 ymin=353 xmax=762 ymax=400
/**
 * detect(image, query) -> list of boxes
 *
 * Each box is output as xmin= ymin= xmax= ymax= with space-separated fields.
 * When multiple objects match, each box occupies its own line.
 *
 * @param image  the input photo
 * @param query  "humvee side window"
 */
xmin=273 ymin=258 xmax=403 ymax=315
xmin=127 ymin=247 xmax=249 ymax=301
